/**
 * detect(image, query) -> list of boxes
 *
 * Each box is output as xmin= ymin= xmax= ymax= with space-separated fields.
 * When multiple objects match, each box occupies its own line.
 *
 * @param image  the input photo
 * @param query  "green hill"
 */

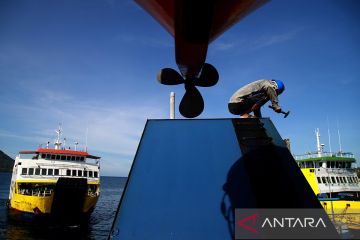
xmin=0 ymin=150 xmax=14 ymax=172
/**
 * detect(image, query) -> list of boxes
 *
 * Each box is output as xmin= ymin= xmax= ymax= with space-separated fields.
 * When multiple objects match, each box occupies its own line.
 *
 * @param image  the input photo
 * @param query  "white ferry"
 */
xmin=8 ymin=126 xmax=100 ymax=218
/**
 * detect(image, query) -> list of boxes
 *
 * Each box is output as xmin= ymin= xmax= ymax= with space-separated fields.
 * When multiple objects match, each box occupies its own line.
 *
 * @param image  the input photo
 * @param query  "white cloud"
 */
xmin=0 ymin=87 xmax=167 ymax=176
xmin=209 ymin=28 xmax=307 ymax=56
xmin=113 ymin=33 xmax=173 ymax=48
xmin=251 ymin=31 xmax=297 ymax=49
xmin=212 ymin=41 xmax=235 ymax=51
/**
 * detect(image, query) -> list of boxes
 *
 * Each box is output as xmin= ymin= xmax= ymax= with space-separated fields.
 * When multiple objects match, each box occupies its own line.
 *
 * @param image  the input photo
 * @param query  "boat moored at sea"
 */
xmin=8 ymin=126 xmax=101 ymax=219
xmin=294 ymin=128 xmax=360 ymax=230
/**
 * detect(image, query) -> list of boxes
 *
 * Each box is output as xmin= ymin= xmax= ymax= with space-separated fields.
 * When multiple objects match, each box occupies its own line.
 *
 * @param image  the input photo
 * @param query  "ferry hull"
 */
xmin=321 ymin=200 xmax=360 ymax=230
xmin=9 ymin=178 xmax=99 ymax=218
xmin=299 ymin=168 xmax=360 ymax=229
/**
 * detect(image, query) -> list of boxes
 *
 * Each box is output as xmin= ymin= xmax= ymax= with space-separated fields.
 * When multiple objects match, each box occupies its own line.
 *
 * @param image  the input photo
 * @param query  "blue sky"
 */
xmin=0 ymin=0 xmax=359 ymax=176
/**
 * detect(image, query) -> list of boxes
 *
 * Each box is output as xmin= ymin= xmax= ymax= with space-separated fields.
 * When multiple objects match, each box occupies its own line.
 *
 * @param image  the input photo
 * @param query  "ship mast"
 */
xmin=54 ymin=125 xmax=63 ymax=150
xmin=316 ymin=128 xmax=322 ymax=157
xmin=337 ymin=120 xmax=342 ymax=156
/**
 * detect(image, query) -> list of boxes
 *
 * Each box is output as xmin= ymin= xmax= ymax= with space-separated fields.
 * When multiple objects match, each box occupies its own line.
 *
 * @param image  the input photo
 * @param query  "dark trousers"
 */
xmin=228 ymin=100 xmax=262 ymax=117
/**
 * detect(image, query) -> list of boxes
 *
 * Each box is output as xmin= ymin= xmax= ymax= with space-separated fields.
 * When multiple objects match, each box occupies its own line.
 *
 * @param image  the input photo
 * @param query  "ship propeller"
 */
xmin=157 ymin=63 xmax=219 ymax=118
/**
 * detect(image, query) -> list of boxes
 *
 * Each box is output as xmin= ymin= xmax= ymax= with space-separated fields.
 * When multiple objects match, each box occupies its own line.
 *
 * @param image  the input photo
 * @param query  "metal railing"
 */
xmin=294 ymin=152 xmax=355 ymax=161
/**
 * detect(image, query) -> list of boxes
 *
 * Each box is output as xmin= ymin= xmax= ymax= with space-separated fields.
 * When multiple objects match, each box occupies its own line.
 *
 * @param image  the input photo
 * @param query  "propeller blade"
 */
xmin=179 ymin=85 xmax=204 ymax=118
xmin=195 ymin=63 xmax=219 ymax=87
xmin=157 ymin=68 xmax=184 ymax=85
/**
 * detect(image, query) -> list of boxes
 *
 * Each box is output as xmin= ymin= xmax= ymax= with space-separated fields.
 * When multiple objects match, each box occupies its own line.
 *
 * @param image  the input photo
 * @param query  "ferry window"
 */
xmin=41 ymin=168 xmax=47 ymax=175
xmin=336 ymin=162 xmax=340 ymax=168
xmin=46 ymin=154 xmax=51 ymax=159
xmin=317 ymin=177 xmax=322 ymax=183
xmin=318 ymin=193 xmax=328 ymax=198
xmin=67 ymin=156 xmax=71 ymax=161
xmin=56 ymin=155 xmax=60 ymax=160
xmin=308 ymin=162 xmax=314 ymax=168
xmin=94 ymin=171 xmax=98 ymax=178
xmin=331 ymin=177 xmax=336 ymax=184
xmin=29 ymin=168 xmax=34 ymax=175
xmin=330 ymin=162 xmax=335 ymax=168
xmin=21 ymin=168 xmax=27 ymax=175
xmin=35 ymin=168 xmax=40 ymax=175
xmin=326 ymin=177 xmax=331 ymax=184
xmin=76 ymin=156 xmax=80 ymax=161
xmin=72 ymin=170 xmax=76 ymax=176
xmin=54 ymin=169 xmax=59 ymax=176
xmin=71 ymin=156 xmax=75 ymax=161
xmin=326 ymin=162 xmax=330 ymax=168
xmin=80 ymin=157 xmax=84 ymax=161
xmin=89 ymin=171 xmax=93 ymax=177
xmin=48 ymin=169 xmax=53 ymax=175
xmin=66 ymin=170 xmax=71 ymax=176
xmin=321 ymin=177 xmax=326 ymax=183
xmin=336 ymin=177 xmax=340 ymax=184
xmin=348 ymin=177 xmax=352 ymax=183
xmin=51 ymin=155 xmax=56 ymax=160
xmin=343 ymin=177 xmax=347 ymax=183
xmin=41 ymin=154 xmax=46 ymax=159
xmin=78 ymin=170 xmax=82 ymax=177
xmin=84 ymin=171 xmax=88 ymax=177
xmin=61 ymin=155 xmax=66 ymax=160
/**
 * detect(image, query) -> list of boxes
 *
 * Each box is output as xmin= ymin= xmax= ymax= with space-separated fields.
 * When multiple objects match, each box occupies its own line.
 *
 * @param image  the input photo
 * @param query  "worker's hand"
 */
xmin=274 ymin=106 xmax=282 ymax=113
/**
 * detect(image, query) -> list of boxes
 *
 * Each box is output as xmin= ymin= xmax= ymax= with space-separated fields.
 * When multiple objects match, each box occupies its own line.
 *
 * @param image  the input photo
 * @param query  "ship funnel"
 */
xmin=170 ymin=92 xmax=175 ymax=119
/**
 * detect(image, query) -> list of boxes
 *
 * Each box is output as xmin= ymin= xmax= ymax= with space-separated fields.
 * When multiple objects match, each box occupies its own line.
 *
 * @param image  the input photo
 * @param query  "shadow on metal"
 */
xmin=108 ymin=119 xmax=338 ymax=239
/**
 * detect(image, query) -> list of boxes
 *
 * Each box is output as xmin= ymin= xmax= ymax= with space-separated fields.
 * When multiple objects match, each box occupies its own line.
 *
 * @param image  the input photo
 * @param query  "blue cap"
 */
xmin=274 ymin=80 xmax=285 ymax=95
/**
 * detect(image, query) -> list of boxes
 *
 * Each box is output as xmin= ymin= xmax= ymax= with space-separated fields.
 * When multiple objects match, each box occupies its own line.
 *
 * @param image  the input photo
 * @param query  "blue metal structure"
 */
xmin=108 ymin=119 xmax=338 ymax=239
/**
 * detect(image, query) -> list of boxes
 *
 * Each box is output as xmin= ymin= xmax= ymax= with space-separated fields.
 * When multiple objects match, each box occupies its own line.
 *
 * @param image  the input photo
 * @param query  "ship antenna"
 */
xmin=337 ymin=120 xmax=342 ymax=155
xmin=75 ymin=141 xmax=79 ymax=151
xmin=327 ymin=117 xmax=332 ymax=154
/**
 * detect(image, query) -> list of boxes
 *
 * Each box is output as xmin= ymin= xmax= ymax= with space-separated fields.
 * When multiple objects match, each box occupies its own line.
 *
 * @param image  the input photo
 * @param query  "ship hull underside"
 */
xmin=9 ymin=177 xmax=99 ymax=221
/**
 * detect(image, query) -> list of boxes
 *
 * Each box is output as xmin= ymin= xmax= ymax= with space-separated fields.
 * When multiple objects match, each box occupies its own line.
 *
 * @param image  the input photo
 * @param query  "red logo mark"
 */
xmin=237 ymin=213 xmax=258 ymax=233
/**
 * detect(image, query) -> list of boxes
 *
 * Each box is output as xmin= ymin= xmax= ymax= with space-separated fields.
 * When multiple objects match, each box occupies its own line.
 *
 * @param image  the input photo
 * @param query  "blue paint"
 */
xmin=108 ymin=119 xmax=337 ymax=239
xmin=111 ymin=119 xmax=241 ymax=239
